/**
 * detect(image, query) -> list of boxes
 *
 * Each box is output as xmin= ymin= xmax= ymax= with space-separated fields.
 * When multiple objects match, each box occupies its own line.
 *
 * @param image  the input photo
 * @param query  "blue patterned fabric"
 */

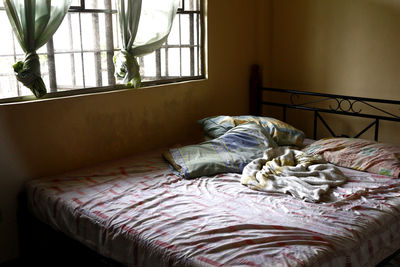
xmin=198 ymin=115 xmax=305 ymax=147
xmin=164 ymin=122 xmax=277 ymax=179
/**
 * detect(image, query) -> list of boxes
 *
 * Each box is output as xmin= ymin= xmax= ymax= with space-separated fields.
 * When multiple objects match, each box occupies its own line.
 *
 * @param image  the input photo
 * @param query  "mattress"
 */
xmin=26 ymin=148 xmax=400 ymax=267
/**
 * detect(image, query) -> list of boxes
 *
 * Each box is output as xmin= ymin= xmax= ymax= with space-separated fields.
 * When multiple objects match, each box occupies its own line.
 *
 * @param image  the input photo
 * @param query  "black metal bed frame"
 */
xmin=250 ymin=65 xmax=400 ymax=141
xmin=14 ymin=64 xmax=400 ymax=267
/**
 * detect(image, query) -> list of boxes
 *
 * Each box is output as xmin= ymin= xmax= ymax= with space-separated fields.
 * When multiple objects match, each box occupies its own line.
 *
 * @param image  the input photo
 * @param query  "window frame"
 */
xmin=0 ymin=0 xmax=205 ymax=104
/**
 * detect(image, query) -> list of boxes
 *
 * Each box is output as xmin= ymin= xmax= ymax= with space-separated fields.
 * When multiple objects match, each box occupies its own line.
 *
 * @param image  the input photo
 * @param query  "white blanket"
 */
xmin=241 ymin=147 xmax=347 ymax=202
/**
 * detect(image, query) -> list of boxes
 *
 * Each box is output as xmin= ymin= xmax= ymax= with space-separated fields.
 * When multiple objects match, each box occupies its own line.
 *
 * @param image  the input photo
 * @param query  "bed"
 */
xmin=18 ymin=65 xmax=400 ymax=266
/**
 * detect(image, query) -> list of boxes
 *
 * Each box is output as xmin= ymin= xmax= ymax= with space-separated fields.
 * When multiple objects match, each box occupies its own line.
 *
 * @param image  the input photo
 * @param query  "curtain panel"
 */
xmin=114 ymin=0 xmax=179 ymax=88
xmin=3 ymin=0 xmax=72 ymax=98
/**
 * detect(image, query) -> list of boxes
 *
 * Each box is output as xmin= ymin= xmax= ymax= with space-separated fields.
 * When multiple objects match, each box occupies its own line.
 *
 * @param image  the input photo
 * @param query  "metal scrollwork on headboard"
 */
xmin=288 ymin=92 xmax=399 ymax=119
xmin=262 ymin=88 xmax=400 ymax=141
xmin=282 ymin=90 xmax=399 ymax=140
xmin=249 ymin=65 xmax=400 ymax=141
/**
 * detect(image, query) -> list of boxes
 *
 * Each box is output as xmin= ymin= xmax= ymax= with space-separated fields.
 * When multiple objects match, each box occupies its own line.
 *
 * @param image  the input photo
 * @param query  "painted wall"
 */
xmin=268 ymin=0 xmax=400 ymax=143
xmin=4 ymin=0 xmax=400 ymax=262
xmin=0 ymin=0 xmax=262 ymax=262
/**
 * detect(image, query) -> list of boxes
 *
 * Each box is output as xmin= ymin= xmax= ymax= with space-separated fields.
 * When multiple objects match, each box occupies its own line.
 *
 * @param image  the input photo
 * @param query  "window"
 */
xmin=0 ymin=0 xmax=204 ymax=101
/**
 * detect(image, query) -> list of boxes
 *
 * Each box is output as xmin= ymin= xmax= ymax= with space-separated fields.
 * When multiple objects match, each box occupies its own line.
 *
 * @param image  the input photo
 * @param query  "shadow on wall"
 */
xmin=271 ymin=0 xmax=400 ymax=100
xmin=0 ymin=111 xmax=32 ymax=179
xmin=268 ymin=0 xmax=400 ymax=144
xmin=0 ymin=110 xmax=32 ymax=262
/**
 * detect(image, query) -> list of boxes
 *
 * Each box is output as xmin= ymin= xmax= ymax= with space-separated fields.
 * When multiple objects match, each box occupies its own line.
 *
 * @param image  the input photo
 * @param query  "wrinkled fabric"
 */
xmin=304 ymin=137 xmax=400 ymax=177
xmin=198 ymin=115 xmax=305 ymax=146
xmin=114 ymin=49 xmax=141 ymax=88
xmin=115 ymin=0 xmax=179 ymax=87
xmin=3 ymin=0 xmax=72 ymax=98
xmin=26 ymin=149 xmax=400 ymax=267
xmin=165 ymin=122 xmax=277 ymax=178
xmin=241 ymin=147 xmax=347 ymax=202
xmin=13 ymin=52 xmax=46 ymax=98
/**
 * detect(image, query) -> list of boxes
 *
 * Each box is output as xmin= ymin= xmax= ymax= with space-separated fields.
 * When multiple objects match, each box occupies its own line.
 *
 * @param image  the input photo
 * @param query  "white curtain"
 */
xmin=3 ymin=0 xmax=72 ymax=98
xmin=114 ymin=0 xmax=179 ymax=88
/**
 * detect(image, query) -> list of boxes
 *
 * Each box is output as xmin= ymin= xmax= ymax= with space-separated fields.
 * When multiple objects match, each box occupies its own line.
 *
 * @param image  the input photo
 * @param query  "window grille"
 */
xmin=0 ymin=0 xmax=204 ymax=101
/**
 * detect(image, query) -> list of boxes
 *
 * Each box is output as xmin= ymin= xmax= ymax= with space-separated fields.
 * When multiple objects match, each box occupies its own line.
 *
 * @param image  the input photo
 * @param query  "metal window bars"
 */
xmin=0 ymin=0 xmax=204 ymax=100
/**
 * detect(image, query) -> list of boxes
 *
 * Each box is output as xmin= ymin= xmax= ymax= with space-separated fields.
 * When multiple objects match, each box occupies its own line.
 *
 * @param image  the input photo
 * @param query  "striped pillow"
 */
xmin=198 ymin=115 xmax=305 ymax=147
xmin=304 ymin=138 xmax=400 ymax=177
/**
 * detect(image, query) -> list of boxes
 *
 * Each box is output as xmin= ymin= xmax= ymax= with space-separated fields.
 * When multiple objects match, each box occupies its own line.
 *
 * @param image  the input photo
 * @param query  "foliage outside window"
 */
xmin=0 ymin=0 xmax=204 ymax=102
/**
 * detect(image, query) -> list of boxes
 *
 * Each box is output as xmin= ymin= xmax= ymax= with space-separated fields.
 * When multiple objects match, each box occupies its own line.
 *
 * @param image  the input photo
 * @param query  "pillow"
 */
xmin=303 ymin=137 xmax=400 ymax=177
xmin=163 ymin=122 xmax=277 ymax=179
xmin=198 ymin=115 xmax=305 ymax=147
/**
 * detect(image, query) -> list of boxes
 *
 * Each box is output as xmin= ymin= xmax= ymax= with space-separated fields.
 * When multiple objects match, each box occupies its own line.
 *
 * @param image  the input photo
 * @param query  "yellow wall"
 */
xmin=2 ymin=0 xmax=400 ymax=263
xmin=267 ymin=0 xmax=400 ymax=143
xmin=0 ymin=0 xmax=261 ymax=262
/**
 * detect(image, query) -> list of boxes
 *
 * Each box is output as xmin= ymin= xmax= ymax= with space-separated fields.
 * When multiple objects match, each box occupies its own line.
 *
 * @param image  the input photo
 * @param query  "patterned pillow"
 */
xmin=303 ymin=138 xmax=400 ymax=177
xmin=163 ymin=122 xmax=277 ymax=179
xmin=198 ymin=115 xmax=305 ymax=147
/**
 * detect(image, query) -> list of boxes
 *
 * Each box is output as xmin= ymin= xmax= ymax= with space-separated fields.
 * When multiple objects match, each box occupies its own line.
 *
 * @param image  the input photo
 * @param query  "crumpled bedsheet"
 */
xmin=241 ymin=147 xmax=347 ymax=202
xmin=26 ymin=149 xmax=400 ymax=267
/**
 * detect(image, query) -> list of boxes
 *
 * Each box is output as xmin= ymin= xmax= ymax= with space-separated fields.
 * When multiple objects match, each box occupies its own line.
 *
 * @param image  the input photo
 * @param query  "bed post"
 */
xmin=250 ymin=64 xmax=262 ymax=116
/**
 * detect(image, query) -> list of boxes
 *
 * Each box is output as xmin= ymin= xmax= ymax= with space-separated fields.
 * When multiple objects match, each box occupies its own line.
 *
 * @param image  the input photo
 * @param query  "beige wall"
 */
xmin=0 ymin=0 xmax=261 ymax=262
xmin=267 ymin=0 xmax=400 ymax=143
xmin=3 ymin=0 xmax=400 ymax=262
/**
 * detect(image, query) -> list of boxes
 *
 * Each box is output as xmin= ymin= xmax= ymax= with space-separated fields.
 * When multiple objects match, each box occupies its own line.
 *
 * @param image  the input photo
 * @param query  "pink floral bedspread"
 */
xmin=26 ymin=149 xmax=400 ymax=266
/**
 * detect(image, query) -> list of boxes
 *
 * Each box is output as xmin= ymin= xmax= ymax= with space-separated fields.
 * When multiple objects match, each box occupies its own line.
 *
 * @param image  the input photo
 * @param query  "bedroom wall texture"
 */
xmin=4 ymin=0 xmax=400 ymax=262
xmin=0 ymin=0 xmax=263 ymax=263
xmin=268 ymin=0 xmax=400 ymax=144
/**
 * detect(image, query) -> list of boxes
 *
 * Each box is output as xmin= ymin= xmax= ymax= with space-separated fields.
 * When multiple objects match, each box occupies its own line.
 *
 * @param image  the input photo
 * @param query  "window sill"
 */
xmin=0 ymin=76 xmax=206 ymax=105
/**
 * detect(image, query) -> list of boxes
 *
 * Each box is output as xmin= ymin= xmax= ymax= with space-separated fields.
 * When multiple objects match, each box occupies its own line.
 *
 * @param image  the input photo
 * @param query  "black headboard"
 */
xmin=249 ymin=64 xmax=400 ymax=141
